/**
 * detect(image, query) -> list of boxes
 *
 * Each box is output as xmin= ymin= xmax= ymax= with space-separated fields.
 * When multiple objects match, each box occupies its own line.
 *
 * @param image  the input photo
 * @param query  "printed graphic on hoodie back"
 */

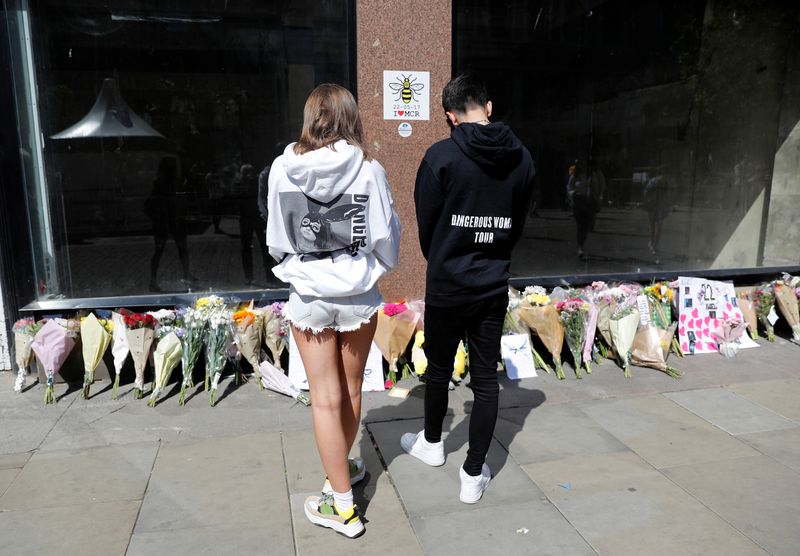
xmin=280 ymin=192 xmax=369 ymax=255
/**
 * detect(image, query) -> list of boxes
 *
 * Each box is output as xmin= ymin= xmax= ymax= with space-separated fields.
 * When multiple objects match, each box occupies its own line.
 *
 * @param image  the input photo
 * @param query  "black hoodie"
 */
xmin=414 ymin=122 xmax=535 ymax=306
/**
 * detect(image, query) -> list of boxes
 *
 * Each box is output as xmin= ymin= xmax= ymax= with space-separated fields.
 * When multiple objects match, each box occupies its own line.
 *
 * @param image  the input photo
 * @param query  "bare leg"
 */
xmin=338 ymin=316 xmax=377 ymax=453
xmin=292 ymin=326 xmax=351 ymax=494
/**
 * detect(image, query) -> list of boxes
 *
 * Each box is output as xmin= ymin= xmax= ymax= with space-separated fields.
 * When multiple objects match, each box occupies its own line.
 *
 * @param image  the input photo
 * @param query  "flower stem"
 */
xmin=554 ymin=359 xmax=565 ymax=380
xmin=112 ymin=375 xmax=120 ymax=400
xmin=134 ymin=388 xmax=143 ymax=400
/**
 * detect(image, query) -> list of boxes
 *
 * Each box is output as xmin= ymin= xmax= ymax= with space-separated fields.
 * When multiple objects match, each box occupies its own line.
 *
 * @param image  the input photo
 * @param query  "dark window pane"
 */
xmin=15 ymin=1 xmax=353 ymax=298
xmin=454 ymin=0 xmax=800 ymax=279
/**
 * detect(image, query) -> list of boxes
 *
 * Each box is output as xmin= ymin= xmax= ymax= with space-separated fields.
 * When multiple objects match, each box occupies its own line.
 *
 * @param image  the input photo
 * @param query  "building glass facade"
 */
xmin=454 ymin=0 xmax=800 ymax=280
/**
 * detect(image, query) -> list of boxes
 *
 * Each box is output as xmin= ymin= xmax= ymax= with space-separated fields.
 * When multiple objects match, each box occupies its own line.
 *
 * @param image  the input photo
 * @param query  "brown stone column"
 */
xmin=357 ymin=0 xmax=451 ymax=301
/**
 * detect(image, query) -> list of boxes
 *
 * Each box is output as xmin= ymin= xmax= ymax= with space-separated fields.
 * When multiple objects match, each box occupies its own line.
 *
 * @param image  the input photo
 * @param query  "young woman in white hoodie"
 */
xmin=266 ymin=84 xmax=401 ymax=538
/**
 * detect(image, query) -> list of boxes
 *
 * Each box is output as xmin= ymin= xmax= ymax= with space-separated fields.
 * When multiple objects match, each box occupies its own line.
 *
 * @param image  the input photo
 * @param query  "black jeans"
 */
xmin=423 ymin=293 xmax=507 ymax=476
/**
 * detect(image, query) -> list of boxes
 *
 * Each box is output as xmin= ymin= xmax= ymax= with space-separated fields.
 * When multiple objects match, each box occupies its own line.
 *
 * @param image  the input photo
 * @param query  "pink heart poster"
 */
xmin=676 ymin=277 xmax=759 ymax=355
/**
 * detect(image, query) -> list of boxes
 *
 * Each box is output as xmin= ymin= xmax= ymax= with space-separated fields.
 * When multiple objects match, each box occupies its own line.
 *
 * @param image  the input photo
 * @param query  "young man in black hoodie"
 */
xmin=401 ymin=73 xmax=535 ymax=503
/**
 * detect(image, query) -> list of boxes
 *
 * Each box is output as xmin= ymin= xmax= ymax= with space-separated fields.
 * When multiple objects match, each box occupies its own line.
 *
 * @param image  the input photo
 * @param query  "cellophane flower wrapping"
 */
xmin=609 ymin=305 xmax=640 ymax=378
xmin=751 ymin=285 xmax=776 ymax=342
xmin=124 ymin=313 xmax=157 ymax=398
xmin=148 ymin=331 xmax=183 ymax=406
xmin=12 ymin=318 xmax=41 ymax=393
xmin=257 ymin=360 xmax=310 ymax=405
xmin=110 ymin=311 xmax=131 ymax=399
xmin=177 ymin=306 xmax=206 ymax=405
xmin=452 ymin=340 xmax=468 ymax=383
xmin=711 ymin=318 xmax=747 ymax=358
xmin=773 ymin=281 xmax=800 ymax=341
xmin=558 ymin=297 xmax=589 ymax=378
xmin=263 ymin=302 xmax=288 ymax=371
xmin=233 ymin=305 xmax=264 ymax=384
xmin=631 ymin=323 xmax=681 ymax=378
xmin=735 ymin=288 xmax=759 ymax=340
xmin=31 ymin=318 xmax=78 ymax=404
xmin=80 ymin=314 xmax=113 ymax=399
xmin=374 ymin=302 xmax=418 ymax=385
xmin=519 ymin=303 xmax=565 ymax=379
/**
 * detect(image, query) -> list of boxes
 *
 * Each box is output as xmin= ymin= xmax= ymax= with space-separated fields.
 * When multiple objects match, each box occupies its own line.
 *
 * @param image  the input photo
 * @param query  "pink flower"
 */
xmin=590 ymin=281 xmax=607 ymax=291
xmin=384 ymin=378 xmax=394 ymax=389
xmin=383 ymin=303 xmax=408 ymax=317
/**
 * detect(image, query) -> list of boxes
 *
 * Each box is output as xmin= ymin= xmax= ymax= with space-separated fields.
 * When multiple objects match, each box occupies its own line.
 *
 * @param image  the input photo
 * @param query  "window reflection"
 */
xmin=455 ymin=0 xmax=800 ymax=278
xmin=23 ymin=1 xmax=352 ymax=298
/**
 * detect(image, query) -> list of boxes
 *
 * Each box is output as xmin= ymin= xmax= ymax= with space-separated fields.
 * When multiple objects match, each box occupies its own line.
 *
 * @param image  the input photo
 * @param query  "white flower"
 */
xmin=523 ymin=285 xmax=547 ymax=297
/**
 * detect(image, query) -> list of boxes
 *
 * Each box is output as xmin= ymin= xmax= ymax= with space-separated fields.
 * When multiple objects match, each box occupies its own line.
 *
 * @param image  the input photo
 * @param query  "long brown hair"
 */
xmin=293 ymin=84 xmax=371 ymax=160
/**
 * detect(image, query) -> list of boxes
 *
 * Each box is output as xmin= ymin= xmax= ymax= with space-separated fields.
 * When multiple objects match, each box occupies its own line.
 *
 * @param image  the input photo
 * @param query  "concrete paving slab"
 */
xmin=728 ymin=378 xmax=800 ymax=421
xmin=0 ymin=500 xmax=140 ymax=556
xmin=0 ymin=452 xmax=31 ymax=470
xmin=664 ymin=388 xmax=797 ymax=435
xmin=410 ymin=500 xmax=596 ymax=556
xmin=494 ymin=403 xmax=629 ymax=465
xmin=133 ymin=432 xmax=292 ymax=543
xmin=368 ymin=416 xmax=539 ymax=518
xmin=522 ymin=452 xmax=766 ymax=556
xmin=0 ymin=390 xmax=75 ymax=454
xmin=127 ymin=523 xmax=286 ymax=556
xmin=738 ymin=427 xmax=800 ymax=473
xmin=360 ymin=381 xmax=467 ymax=424
xmin=578 ymin=395 xmax=758 ymax=468
xmin=663 ymin=455 xmax=800 ymax=556
xmin=0 ymin=468 xmax=20 ymax=497
xmin=0 ymin=441 xmax=159 ymax=511
xmin=290 ymin=481 xmax=422 ymax=555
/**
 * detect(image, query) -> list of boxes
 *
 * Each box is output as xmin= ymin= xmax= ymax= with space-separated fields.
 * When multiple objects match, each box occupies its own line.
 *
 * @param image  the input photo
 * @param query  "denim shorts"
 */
xmin=283 ymin=285 xmax=383 ymax=333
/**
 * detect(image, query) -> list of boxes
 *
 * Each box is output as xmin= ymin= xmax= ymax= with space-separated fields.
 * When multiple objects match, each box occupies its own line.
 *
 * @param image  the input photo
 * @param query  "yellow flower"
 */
xmin=195 ymin=297 xmax=210 ymax=308
xmin=453 ymin=341 xmax=467 ymax=378
xmin=527 ymin=293 xmax=551 ymax=306
xmin=414 ymin=330 xmax=425 ymax=348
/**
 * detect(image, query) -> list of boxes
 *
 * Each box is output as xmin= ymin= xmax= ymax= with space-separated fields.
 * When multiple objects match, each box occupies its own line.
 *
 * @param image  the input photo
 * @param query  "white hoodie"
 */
xmin=266 ymin=140 xmax=401 ymax=297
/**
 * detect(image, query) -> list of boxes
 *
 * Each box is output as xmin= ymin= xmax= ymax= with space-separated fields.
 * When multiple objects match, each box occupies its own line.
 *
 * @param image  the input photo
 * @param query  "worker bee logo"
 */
xmin=389 ymin=74 xmax=424 ymax=104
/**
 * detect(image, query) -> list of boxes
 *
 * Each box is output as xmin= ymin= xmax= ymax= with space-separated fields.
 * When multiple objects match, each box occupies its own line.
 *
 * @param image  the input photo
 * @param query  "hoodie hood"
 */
xmin=451 ymin=121 xmax=523 ymax=171
xmin=282 ymin=139 xmax=364 ymax=202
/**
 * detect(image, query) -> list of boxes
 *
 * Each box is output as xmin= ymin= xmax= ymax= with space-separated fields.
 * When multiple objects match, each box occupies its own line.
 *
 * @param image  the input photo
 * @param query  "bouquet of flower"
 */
xmin=751 ymin=285 xmax=776 ymax=342
xmin=111 ymin=311 xmax=131 ymax=399
xmin=374 ymin=302 xmax=419 ymax=385
xmin=257 ymin=360 xmax=310 ymax=406
xmin=12 ymin=318 xmax=42 ymax=393
xmin=581 ymin=297 xmax=599 ymax=371
xmin=631 ymin=323 xmax=681 ymax=378
xmin=557 ymin=297 xmax=590 ymax=379
xmin=124 ymin=312 xmax=157 ymax=398
xmin=80 ymin=314 xmax=113 ymax=399
xmin=594 ymin=292 xmax=616 ymax=360
xmin=31 ymin=318 xmax=79 ymax=404
xmin=176 ymin=306 xmax=206 ymax=405
xmin=147 ymin=331 xmax=183 ymax=407
xmin=773 ymin=279 xmax=800 ymax=342
xmin=609 ymin=303 xmax=641 ymax=378
xmin=519 ymin=295 xmax=565 ymax=379
xmin=232 ymin=303 xmax=264 ymax=384
xmin=263 ymin=302 xmax=289 ymax=373
xmin=505 ymin=287 xmax=552 ymax=373
xmin=411 ymin=330 xmax=427 ymax=376
xmin=711 ymin=318 xmax=748 ymax=358
xmin=644 ymin=281 xmax=683 ymax=356
xmin=199 ymin=296 xmax=232 ymax=406
xmin=735 ymin=288 xmax=759 ymax=340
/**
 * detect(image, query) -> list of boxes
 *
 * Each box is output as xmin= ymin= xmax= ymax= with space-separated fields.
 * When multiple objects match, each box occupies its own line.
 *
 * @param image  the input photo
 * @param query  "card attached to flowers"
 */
xmin=676 ymin=277 xmax=758 ymax=354
xmin=501 ymin=333 xmax=537 ymax=379
xmin=288 ymin=334 xmax=385 ymax=392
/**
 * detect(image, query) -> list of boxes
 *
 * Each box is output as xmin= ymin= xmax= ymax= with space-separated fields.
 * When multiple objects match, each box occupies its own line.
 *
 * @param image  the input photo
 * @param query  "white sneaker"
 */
xmin=459 ymin=463 xmax=491 ymax=504
xmin=400 ymin=431 xmax=445 ymax=466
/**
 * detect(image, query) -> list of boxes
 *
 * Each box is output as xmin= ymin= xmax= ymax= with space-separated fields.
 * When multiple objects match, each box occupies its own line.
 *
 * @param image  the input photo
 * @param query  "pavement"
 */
xmin=1 ymin=336 xmax=799 ymax=555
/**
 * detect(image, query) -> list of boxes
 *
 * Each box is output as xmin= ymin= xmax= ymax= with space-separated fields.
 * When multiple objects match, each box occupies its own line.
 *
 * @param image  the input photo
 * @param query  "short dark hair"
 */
xmin=442 ymin=73 xmax=489 ymax=114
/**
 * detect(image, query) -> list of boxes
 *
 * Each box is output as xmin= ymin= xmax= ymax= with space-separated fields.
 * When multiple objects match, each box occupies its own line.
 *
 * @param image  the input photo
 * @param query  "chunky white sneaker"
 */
xmin=459 ymin=463 xmax=491 ymax=504
xmin=322 ymin=457 xmax=366 ymax=494
xmin=400 ymin=431 xmax=445 ymax=466
xmin=304 ymin=493 xmax=365 ymax=538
